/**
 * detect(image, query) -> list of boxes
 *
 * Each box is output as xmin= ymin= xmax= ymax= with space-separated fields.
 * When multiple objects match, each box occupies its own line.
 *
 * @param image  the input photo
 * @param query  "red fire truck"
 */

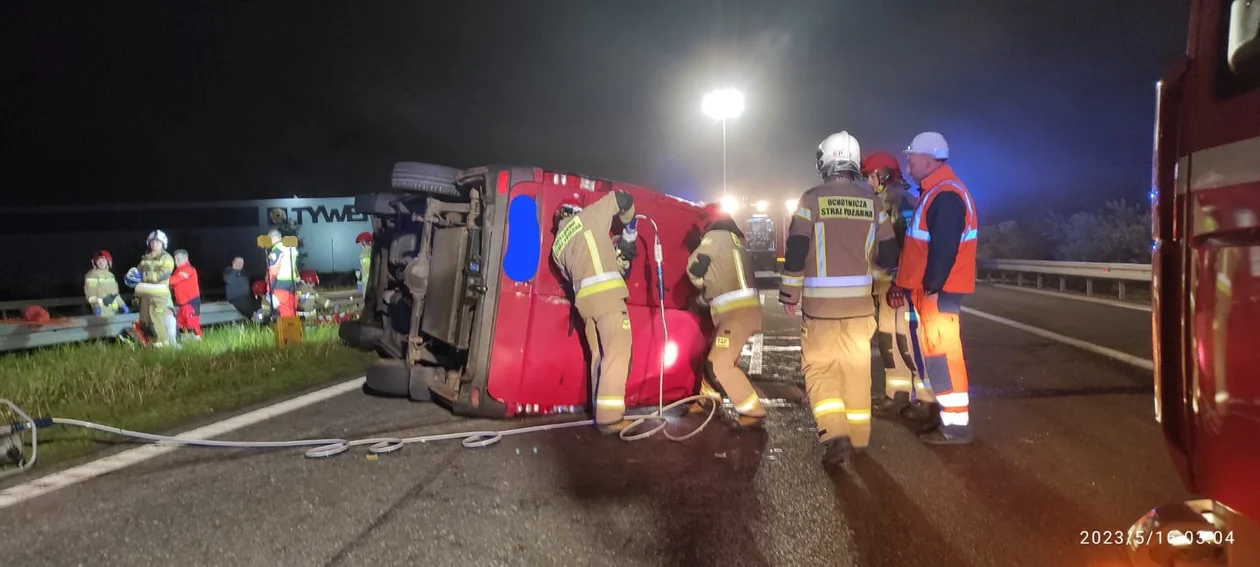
xmin=1131 ymin=1 xmax=1260 ymax=564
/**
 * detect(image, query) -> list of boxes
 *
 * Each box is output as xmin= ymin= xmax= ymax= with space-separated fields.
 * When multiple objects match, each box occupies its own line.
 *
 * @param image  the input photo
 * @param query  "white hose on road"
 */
xmin=0 ymin=213 xmax=720 ymax=480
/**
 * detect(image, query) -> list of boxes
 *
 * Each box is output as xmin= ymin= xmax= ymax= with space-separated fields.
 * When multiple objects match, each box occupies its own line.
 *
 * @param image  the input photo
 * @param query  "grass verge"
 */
xmin=0 ymin=323 xmax=375 ymax=469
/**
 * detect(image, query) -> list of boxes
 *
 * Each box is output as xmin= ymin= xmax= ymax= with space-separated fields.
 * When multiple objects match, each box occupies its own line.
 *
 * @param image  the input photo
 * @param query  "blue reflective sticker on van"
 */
xmin=504 ymin=195 xmax=540 ymax=282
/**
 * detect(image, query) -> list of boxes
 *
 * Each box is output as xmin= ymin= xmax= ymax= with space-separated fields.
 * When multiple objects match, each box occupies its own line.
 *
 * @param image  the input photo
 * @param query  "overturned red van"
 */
xmin=340 ymin=163 xmax=714 ymax=418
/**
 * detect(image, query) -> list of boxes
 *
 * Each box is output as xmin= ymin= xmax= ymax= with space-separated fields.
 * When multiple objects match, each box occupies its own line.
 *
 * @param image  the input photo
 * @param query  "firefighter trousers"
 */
xmin=139 ymin=294 xmax=176 ymax=347
xmin=872 ymin=278 xmax=920 ymax=399
xmin=583 ymin=307 xmax=633 ymax=426
xmin=706 ymin=307 xmax=765 ymax=418
xmin=801 ymin=314 xmax=877 ymax=447
xmin=909 ymin=290 xmax=970 ymax=428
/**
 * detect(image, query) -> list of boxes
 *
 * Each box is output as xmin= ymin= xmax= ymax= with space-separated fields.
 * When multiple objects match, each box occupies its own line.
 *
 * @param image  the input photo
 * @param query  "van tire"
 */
xmin=391 ymin=162 xmax=461 ymax=197
xmin=364 ymin=359 xmax=410 ymax=397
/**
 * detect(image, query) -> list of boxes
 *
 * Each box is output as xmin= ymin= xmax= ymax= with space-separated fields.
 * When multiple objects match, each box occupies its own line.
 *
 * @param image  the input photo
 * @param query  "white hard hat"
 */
xmin=147 ymin=229 xmax=169 ymax=249
xmin=905 ymin=131 xmax=949 ymax=159
xmin=816 ymin=131 xmax=862 ymax=177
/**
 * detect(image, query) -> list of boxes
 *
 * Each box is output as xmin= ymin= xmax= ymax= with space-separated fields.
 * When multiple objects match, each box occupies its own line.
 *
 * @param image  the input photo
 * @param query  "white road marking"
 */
xmin=988 ymin=283 xmax=1151 ymax=312
xmin=749 ymin=333 xmax=764 ymax=376
xmin=741 ymin=345 xmax=801 ymax=356
xmin=961 ymin=307 xmax=1153 ymax=370
xmin=0 ymin=376 xmax=368 ymax=511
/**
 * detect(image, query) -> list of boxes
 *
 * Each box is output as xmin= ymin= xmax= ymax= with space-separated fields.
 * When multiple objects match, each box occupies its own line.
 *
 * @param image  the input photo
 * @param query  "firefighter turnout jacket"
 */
xmin=551 ymin=190 xmax=636 ymax=318
xmin=687 ymin=219 xmax=761 ymax=317
xmin=780 ymin=177 xmax=901 ymax=318
xmin=84 ymin=268 xmax=124 ymax=315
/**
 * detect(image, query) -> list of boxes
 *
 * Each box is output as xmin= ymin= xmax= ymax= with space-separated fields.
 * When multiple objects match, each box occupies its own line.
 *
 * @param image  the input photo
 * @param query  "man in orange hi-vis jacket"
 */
xmin=889 ymin=131 xmax=979 ymax=445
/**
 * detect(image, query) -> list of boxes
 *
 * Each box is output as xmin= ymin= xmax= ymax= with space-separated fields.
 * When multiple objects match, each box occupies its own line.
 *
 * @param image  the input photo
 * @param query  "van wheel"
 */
xmin=364 ymin=359 xmax=410 ymax=397
xmin=391 ymin=162 xmax=461 ymax=197
xmin=408 ymin=365 xmax=436 ymax=402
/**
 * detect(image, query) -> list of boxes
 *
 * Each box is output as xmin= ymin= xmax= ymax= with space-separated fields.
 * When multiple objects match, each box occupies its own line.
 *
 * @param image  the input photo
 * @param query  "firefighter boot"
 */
xmin=900 ymin=399 xmax=934 ymax=422
xmin=690 ymin=381 xmax=723 ymax=415
xmin=913 ymin=402 xmax=943 ymax=433
xmin=873 ymin=391 xmax=911 ymax=419
xmin=597 ymin=420 xmax=634 ymax=436
xmin=821 ymin=436 xmax=853 ymax=466
xmin=920 ymin=424 xmax=973 ymax=445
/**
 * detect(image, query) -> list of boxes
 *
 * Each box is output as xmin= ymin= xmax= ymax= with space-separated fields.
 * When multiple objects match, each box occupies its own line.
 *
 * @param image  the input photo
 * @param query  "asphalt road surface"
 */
xmin=0 ymin=284 xmax=1188 ymax=567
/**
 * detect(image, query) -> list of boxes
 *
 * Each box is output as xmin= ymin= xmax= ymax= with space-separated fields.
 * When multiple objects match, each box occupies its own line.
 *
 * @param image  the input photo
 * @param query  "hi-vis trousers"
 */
xmin=907 ymin=290 xmax=970 ymax=427
xmin=872 ymin=278 xmax=934 ymax=401
xmin=801 ymin=315 xmax=877 ymax=447
xmin=583 ymin=306 xmax=633 ymax=426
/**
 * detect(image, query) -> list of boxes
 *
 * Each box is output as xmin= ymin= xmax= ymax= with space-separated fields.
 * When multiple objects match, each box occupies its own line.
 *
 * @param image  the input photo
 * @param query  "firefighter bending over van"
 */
xmin=125 ymin=230 xmax=178 ymax=347
xmin=267 ymin=229 xmax=300 ymax=318
xmin=686 ymin=203 xmax=767 ymax=428
xmin=551 ymin=190 xmax=639 ymax=434
xmin=861 ymin=152 xmax=937 ymax=421
xmin=780 ymin=132 xmax=900 ymax=466
xmin=888 ymin=132 xmax=979 ymax=445
xmin=84 ymin=250 xmax=129 ymax=317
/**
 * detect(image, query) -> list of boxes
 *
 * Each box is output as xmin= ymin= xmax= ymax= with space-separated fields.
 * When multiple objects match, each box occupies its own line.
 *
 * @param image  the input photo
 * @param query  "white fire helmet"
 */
xmin=905 ymin=131 xmax=950 ymax=159
xmin=816 ymin=131 xmax=862 ymax=177
xmin=147 ymin=229 xmax=169 ymax=249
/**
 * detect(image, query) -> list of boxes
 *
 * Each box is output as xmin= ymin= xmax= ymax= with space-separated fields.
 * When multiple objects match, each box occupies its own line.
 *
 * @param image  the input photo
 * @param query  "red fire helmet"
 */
xmin=355 ymin=231 xmax=373 ymax=245
xmin=91 ymin=250 xmax=113 ymax=267
xmin=861 ymin=152 xmax=901 ymax=176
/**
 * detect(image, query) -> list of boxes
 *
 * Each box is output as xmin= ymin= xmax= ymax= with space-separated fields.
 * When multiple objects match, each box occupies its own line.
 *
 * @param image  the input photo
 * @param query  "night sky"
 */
xmin=1 ymin=1 xmax=1189 ymax=223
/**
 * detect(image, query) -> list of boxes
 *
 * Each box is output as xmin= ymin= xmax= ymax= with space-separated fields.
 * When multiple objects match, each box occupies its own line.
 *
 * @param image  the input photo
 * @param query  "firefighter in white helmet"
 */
xmin=125 ymin=229 xmax=178 ymax=347
xmin=779 ymin=131 xmax=900 ymax=466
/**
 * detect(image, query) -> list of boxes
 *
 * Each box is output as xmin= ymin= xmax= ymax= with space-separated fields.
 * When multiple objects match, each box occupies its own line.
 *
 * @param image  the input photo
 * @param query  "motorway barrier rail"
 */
xmin=0 ymin=290 xmax=359 ymax=353
xmin=976 ymin=259 xmax=1151 ymax=301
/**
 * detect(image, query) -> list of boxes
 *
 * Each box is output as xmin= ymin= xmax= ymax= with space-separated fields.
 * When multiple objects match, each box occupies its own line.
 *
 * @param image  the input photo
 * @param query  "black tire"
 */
xmin=391 ymin=162 xmax=461 ymax=197
xmin=364 ymin=359 xmax=410 ymax=397
xmin=407 ymin=365 xmax=435 ymax=402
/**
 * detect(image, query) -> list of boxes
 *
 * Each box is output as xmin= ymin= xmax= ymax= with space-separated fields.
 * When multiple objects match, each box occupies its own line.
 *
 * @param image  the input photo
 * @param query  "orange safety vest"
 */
xmin=895 ymin=165 xmax=978 ymax=294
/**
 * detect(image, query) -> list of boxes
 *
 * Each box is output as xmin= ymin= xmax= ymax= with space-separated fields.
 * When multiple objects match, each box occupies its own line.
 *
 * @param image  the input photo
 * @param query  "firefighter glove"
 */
xmin=886 ymin=285 xmax=907 ymax=309
xmin=92 ymin=306 xmax=103 ymax=316
xmin=120 ymin=302 xmax=131 ymax=315
xmin=124 ymin=268 xmax=142 ymax=288
xmin=616 ymin=238 xmax=638 ymax=261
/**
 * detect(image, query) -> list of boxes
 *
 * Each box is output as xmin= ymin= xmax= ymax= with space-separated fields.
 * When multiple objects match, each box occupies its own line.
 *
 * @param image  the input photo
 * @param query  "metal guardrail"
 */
xmin=976 ymin=259 xmax=1151 ymax=301
xmin=0 ymin=290 xmax=359 ymax=353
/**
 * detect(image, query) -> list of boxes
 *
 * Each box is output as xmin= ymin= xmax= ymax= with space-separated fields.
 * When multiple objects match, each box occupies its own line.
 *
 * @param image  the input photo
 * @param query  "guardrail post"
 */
xmin=1086 ymin=279 xmax=1094 ymax=296
xmin=1118 ymin=281 xmax=1126 ymax=301
xmin=1035 ymin=274 xmax=1043 ymax=289
xmin=1016 ymin=273 xmax=1024 ymax=287
xmin=1059 ymin=277 xmax=1066 ymax=292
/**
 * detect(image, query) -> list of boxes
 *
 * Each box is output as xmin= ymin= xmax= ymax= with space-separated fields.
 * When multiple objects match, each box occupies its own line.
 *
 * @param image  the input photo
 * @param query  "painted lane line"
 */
xmin=960 ymin=307 xmax=1153 ymax=371
xmin=0 ymin=376 xmax=368 ymax=511
xmin=741 ymin=345 xmax=802 ymax=357
xmin=749 ymin=333 xmax=765 ymax=376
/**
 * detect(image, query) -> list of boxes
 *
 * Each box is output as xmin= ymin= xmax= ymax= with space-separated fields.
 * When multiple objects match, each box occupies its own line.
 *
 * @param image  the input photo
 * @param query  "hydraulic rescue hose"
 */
xmin=0 ymin=214 xmax=719 ymax=480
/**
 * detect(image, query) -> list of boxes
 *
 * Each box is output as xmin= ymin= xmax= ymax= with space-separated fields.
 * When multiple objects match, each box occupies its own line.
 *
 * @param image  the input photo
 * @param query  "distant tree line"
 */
xmin=977 ymin=199 xmax=1152 ymax=263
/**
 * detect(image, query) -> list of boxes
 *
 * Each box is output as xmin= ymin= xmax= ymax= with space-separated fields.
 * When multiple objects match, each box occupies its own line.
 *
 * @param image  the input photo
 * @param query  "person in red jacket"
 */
xmin=170 ymin=249 xmax=203 ymax=340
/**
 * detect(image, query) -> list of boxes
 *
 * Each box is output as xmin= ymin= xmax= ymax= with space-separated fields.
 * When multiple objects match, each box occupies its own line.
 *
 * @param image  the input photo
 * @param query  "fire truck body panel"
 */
xmin=1145 ymin=0 xmax=1260 ymax=560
